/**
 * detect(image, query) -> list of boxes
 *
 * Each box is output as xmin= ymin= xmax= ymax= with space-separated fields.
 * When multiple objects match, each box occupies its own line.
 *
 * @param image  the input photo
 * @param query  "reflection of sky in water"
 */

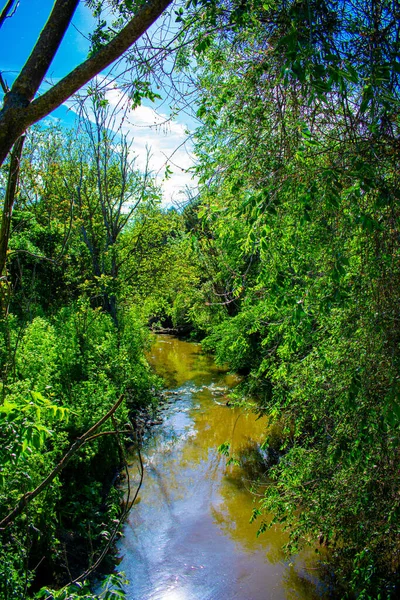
xmin=118 ymin=336 xmax=325 ymax=600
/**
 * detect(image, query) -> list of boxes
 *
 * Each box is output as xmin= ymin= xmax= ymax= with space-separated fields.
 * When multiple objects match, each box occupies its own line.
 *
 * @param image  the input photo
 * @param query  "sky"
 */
xmin=0 ymin=0 xmax=198 ymax=206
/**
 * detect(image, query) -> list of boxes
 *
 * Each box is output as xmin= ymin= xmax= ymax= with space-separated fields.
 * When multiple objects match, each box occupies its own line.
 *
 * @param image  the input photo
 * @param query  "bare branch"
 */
xmin=7 ymin=249 xmax=57 ymax=263
xmin=72 ymin=428 xmax=144 ymax=586
xmin=0 ymin=73 xmax=9 ymax=94
xmin=10 ymin=0 xmax=80 ymax=104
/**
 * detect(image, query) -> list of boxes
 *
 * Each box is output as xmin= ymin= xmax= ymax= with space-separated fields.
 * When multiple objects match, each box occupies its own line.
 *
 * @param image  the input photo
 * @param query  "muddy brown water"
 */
xmin=118 ymin=335 xmax=326 ymax=600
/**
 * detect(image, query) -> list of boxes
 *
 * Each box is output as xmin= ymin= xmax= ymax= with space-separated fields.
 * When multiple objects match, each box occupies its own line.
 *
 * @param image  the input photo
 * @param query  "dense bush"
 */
xmin=189 ymin=1 xmax=400 ymax=595
xmin=0 ymin=301 xmax=159 ymax=598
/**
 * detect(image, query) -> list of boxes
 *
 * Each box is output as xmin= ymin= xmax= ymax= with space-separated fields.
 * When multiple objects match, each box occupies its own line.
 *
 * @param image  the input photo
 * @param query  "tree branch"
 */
xmin=28 ymin=0 xmax=173 ymax=121
xmin=0 ymin=394 xmax=125 ymax=529
xmin=11 ymin=0 xmax=80 ymax=103
xmin=0 ymin=0 xmax=18 ymax=29
xmin=0 ymin=73 xmax=9 ymax=93
xmin=72 ymin=427 xmax=144 ymax=586
xmin=0 ymin=0 xmax=173 ymax=167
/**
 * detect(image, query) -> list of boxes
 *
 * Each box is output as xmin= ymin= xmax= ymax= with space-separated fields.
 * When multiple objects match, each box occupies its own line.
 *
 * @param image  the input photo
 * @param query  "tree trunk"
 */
xmin=0 ymin=135 xmax=25 ymax=277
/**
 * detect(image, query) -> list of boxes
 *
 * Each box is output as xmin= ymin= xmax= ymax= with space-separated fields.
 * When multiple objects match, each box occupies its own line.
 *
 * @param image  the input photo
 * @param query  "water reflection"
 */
xmin=118 ymin=336 xmax=325 ymax=599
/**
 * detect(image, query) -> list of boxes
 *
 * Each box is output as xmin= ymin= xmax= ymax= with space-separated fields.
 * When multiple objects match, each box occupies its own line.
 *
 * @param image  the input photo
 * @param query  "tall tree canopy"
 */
xmin=187 ymin=1 xmax=400 ymax=597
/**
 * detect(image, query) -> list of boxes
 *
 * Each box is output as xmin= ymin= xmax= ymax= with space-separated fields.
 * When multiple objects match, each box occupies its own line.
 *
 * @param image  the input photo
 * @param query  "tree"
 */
xmin=188 ymin=2 xmax=400 ymax=596
xmin=0 ymin=0 xmax=173 ymax=288
xmin=119 ymin=203 xmax=202 ymax=331
xmin=68 ymin=95 xmax=160 ymax=323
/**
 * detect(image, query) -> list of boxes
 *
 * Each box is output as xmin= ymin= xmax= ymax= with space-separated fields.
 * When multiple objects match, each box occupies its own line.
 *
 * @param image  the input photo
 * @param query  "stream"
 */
xmin=117 ymin=335 xmax=325 ymax=600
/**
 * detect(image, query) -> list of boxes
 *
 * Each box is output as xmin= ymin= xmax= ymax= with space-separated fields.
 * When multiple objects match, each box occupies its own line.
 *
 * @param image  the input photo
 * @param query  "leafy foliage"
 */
xmin=188 ymin=1 xmax=400 ymax=597
xmin=0 ymin=120 xmax=163 ymax=596
xmin=1 ymin=1 xmax=399 ymax=597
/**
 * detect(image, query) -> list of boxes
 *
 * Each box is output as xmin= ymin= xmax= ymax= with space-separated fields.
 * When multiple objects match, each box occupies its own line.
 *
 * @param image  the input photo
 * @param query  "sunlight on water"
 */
xmin=118 ymin=335 xmax=326 ymax=600
xmin=155 ymin=587 xmax=189 ymax=600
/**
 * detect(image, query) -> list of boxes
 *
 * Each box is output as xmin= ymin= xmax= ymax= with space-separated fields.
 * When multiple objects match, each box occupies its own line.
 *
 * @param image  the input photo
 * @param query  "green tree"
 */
xmin=189 ymin=1 xmax=400 ymax=596
xmin=65 ymin=97 xmax=160 ymax=323
xmin=119 ymin=203 xmax=202 ymax=332
xmin=0 ymin=0 xmax=173 ymax=290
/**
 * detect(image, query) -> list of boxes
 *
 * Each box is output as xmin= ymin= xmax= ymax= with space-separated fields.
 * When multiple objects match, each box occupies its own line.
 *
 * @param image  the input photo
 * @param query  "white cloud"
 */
xmin=67 ymin=83 xmax=197 ymax=207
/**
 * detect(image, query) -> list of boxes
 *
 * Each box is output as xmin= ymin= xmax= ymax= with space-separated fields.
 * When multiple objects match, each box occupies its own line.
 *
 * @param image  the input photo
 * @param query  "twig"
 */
xmin=7 ymin=249 xmax=57 ymax=263
xmin=0 ymin=394 xmax=125 ymax=529
xmin=0 ymin=72 xmax=9 ymax=93
xmin=70 ymin=426 xmax=144 ymax=586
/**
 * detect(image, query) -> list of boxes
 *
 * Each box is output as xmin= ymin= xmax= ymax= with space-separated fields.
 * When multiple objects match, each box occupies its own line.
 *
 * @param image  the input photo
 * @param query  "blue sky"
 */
xmin=0 ymin=0 xmax=197 ymax=204
xmin=1 ymin=0 xmax=92 ymax=124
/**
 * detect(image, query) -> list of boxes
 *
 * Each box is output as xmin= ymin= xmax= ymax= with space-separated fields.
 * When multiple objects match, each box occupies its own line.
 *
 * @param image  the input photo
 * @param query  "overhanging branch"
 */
xmin=0 ymin=394 xmax=125 ymax=529
xmin=10 ymin=0 xmax=80 ymax=103
xmin=27 ymin=0 xmax=173 ymax=125
xmin=0 ymin=0 xmax=173 ymax=167
xmin=0 ymin=0 xmax=18 ymax=29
